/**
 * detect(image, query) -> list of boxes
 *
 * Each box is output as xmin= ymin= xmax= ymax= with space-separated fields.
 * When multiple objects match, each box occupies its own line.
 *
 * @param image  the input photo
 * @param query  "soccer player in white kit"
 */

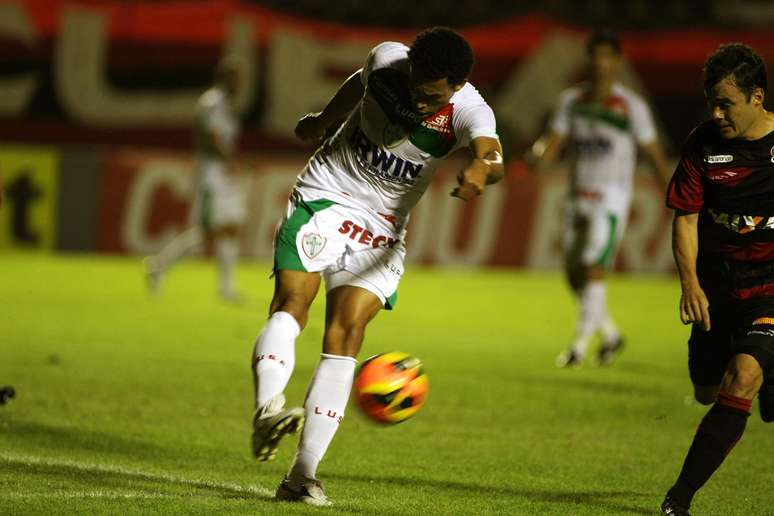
xmin=529 ymin=30 xmax=671 ymax=367
xmin=250 ymin=28 xmax=504 ymax=505
xmin=145 ymin=57 xmax=246 ymax=301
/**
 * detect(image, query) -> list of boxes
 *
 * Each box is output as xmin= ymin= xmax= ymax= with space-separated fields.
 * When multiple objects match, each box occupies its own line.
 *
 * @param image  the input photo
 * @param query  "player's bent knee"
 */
xmin=324 ymin=319 xmax=368 ymax=357
xmin=728 ymin=370 xmax=763 ymax=397
xmin=270 ymin=296 xmax=312 ymax=329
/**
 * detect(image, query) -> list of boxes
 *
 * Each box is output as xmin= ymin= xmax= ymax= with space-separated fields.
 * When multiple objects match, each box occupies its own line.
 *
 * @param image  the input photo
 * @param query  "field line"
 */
xmin=0 ymin=452 xmax=273 ymax=498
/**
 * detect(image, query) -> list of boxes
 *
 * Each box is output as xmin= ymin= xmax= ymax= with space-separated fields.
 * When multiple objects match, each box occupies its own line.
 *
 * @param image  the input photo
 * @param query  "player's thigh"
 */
xmin=729 ymin=310 xmax=774 ymax=392
xmin=581 ymin=209 xmax=621 ymax=269
xmin=688 ymin=314 xmax=733 ymax=402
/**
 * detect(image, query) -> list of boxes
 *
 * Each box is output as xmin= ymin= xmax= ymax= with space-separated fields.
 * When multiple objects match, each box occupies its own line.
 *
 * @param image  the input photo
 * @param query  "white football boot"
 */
xmin=251 ymin=393 xmax=304 ymax=462
xmin=275 ymin=476 xmax=332 ymax=506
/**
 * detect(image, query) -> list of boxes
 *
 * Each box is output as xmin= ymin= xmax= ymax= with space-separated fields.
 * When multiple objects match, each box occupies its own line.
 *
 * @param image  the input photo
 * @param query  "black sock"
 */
xmin=668 ymin=391 xmax=751 ymax=508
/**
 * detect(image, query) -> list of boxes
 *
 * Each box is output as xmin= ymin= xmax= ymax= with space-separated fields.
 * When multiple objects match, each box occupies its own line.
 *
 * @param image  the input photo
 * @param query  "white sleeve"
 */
xmin=360 ymin=41 xmax=408 ymax=86
xmin=550 ymin=89 xmax=575 ymax=136
xmin=454 ymin=103 xmax=498 ymax=147
xmin=197 ymin=93 xmax=219 ymax=134
xmin=629 ymin=95 xmax=657 ymax=144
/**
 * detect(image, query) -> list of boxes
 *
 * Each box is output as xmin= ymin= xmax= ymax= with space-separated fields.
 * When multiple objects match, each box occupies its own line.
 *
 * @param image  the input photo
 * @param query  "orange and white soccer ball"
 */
xmin=354 ymin=352 xmax=428 ymax=424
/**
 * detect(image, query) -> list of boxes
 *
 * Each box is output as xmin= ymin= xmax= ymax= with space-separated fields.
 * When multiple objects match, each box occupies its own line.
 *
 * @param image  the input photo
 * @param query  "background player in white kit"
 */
xmin=529 ymin=30 xmax=671 ymax=367
xmin=145 ymin=57 xmax=246 ymax=301
xmin=249 ymin=28 xmax=504 ymax=505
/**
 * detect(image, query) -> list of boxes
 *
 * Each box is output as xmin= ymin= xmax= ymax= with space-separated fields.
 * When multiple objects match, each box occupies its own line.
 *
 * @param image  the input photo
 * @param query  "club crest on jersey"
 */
xmin=770 ymin=145 xmax=774 ymax=163
xmin=301 ymin=233 xmax=326 ymax=259
xmin=705 ymin=154 xmax=733 ymax=164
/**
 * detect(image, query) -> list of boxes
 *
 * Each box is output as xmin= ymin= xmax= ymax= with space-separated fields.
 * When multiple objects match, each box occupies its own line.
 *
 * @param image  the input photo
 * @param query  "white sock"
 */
xmin=570 ymin=281 xmax=606 ymax=357
xmin=253 ymin=311 xmax=300 ymax=409
xmin=215 ymin=237 xmax=240 ymax=296
xmin=153 ymin=227 xmax=203 ymax=272
xmin=287 ymin=353 xmax=356 ymax=484
xmin=600 ymin=313 xmax=621 ymax=345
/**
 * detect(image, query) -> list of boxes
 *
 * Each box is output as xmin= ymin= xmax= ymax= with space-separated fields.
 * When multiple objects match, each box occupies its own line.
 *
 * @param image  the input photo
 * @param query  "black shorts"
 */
xmin=688 ymin=297 xmax=774 ymax=386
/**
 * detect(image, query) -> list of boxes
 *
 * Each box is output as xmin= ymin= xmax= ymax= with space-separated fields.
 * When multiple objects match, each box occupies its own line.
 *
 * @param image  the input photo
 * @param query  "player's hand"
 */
xmin=451 ymin=163 xmax=488 ymax=201
xmin=294 ymin=112 xmax=327 ymax=143
xmin=680 ymin=283 xmax=711 ymax=331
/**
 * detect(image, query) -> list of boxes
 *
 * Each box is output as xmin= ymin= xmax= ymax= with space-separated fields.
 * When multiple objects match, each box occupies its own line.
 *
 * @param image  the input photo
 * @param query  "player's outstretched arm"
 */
xmin=640 ymin=140 xmax=673 ymax=189
xmin=525 ymin=130 xmax=567 ymax=172
xmin=672 ymin=211 xmax=710 ymax=331
xmin=295 ymin=71 xmax=365 ymax=143
xmin=451 ymin=136 xmax=504 ymax=201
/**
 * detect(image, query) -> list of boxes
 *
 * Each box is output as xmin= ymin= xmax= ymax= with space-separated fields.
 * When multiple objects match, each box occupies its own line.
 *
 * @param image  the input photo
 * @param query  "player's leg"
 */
xmin=144 ymin=225 xmax=204 ymax=293
xmin=251 ymin=269 xmax=321 ymax=461
xmin=743 ymin=316 xmax=774 ymax=423
xmin=663 ymin=354 xmax=763 ymax=514
xmin=209 ymin=168 xmax=247 ymax=300
xmin=144 ymin=178 xmax=209 ymax=293
xmin=557 ymin=212 xmax=587 ymax=366
xmin=592 ymin=210 xmax=626 ymax=364
xmin=278 ymin=284 xmax=382 ymax=505
xmin=759 ymin=373 xmax=774 ymax=422
xmin=663 ymin=314 xmax=768 ymax=514
xmin=212 ymin=224 xmax=242 ymax=301
xmin=559 ymin=210 xmax=619 ymax=366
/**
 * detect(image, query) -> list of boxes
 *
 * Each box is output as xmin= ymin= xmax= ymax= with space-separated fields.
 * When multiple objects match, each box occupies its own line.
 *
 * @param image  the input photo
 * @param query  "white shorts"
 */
xmin=563 ymin=199 xmax=628 ymax=269
xmin=274 ymin=194 xmax=406 ymax=309
xmin=190 ymin=160 xmax=247 ymax=230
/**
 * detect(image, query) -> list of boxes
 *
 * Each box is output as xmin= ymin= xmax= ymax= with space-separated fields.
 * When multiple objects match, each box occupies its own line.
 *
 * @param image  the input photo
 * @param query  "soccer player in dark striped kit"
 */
xmin=662 ymin=43 xmax=774 ymax=515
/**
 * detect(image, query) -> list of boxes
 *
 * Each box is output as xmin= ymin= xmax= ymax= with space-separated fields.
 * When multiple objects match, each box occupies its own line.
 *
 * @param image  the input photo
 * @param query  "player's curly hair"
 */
xmin=586 ymin=29 xmax=620 ymax=55
xmin=408 ymin=27 xmax=474 ymax=86
xmin=703 ymin=43 xmax=767 ymax=99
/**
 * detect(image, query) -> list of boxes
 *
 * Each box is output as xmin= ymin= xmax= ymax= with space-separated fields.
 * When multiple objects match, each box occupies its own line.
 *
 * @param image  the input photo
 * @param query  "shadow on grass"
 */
xmin=327 ymin=472 xmax=654 ymax=515
xmin=544 ymin=374 xmax=665 ymax=399
xmin=1 ymin=420 xmax=170 ymax=458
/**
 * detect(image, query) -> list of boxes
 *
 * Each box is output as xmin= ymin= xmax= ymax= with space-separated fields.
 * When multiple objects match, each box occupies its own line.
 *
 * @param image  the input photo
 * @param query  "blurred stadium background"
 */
xmin=1 ymin=0 xmax=771 ymax=267
xmin=2 ymin=1 xmax=774 ymax=514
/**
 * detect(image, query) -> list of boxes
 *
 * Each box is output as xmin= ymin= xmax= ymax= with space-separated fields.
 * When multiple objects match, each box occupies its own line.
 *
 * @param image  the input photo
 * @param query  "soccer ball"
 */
xmin=354 ymin=352 xmax=428 ymax=424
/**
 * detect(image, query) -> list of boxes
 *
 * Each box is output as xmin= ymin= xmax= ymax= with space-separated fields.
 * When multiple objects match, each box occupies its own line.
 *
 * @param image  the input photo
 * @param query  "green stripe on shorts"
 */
xmin=596 ymin=213 xmax=619 ymax=268
xmin=199 ymin=188 xmax=212 ymax=231
xmin=385 ymin=290 xmax=398 ymax=310
xmin=274 ymin=198 xmax=335 ymax=272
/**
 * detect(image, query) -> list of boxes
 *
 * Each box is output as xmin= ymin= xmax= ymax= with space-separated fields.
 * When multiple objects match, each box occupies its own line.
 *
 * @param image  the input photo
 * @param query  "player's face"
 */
xmin=707 ymin=77 xmax=762 ymax=139
xmin=588 ymin=44 xmax=620 ymax=83
xmin=409 ymin=75 xmax=460 ymax=116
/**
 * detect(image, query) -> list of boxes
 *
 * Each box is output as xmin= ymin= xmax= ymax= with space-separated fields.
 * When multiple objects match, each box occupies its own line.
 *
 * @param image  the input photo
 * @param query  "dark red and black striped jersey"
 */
xmin=667 ymin=120 xmax=774 ymax=264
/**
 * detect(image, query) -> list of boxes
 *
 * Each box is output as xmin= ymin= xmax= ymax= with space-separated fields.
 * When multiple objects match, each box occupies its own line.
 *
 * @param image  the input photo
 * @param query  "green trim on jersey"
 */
xmin=409 ymin=124 xmax=456 ymax=158
xmin=385 ymin=290 xmax=398 ymax=310
xmin=199 ymin=189 xmax=212 ymax=231
xmin=596 ymin=214 xmax=619 ymax=268
xmin=573 ymin=104 xmax=630 ymax=131
xmin=274 ymin=198 xmax=336 ymax=272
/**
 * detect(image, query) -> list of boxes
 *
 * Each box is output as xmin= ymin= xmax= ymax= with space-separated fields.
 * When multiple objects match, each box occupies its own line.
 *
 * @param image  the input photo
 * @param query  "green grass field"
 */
xmin=1 ymin=253 xmax=772 ymax=515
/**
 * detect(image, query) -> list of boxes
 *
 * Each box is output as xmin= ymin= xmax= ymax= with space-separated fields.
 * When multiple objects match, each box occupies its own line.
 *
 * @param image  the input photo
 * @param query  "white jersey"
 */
xmin=190 ymin=86 xmax=245 ymax=228
xmin=296 ymin=42 xmax=498 ymax=230
xmin=551 ymin=82 xmax=656 ymax=213
xmin=195 ymin=86 xmax=240 ymax=171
